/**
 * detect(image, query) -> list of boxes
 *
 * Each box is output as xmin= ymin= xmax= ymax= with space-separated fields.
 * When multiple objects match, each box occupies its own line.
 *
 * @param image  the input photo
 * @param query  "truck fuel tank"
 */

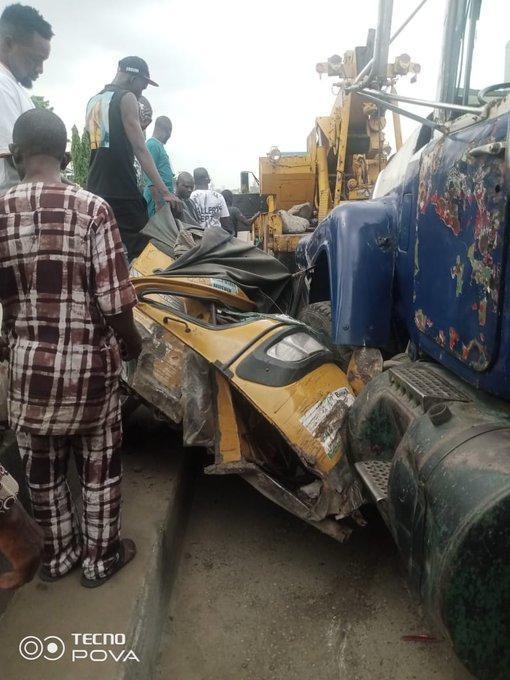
xmin=348 ymin=363 xmax=510 ymax=679
xmin=389 ymin=403 xmax=510 ymax=680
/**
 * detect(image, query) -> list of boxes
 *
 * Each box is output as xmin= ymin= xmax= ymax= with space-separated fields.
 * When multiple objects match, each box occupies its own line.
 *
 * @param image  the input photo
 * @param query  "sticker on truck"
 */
xmin=300 ymin=387 xmax=355 ymax=459
xmin=209 ymin=278 xmax=240 ymax=295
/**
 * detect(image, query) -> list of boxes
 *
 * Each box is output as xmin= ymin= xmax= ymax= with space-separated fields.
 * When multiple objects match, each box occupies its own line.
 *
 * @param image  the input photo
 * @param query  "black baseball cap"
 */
xmin=118 ymin=56 xmax=158 ymax=87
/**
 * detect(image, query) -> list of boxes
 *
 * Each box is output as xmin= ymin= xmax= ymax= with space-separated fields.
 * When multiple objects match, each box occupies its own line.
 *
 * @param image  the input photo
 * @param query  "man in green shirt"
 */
xmin=143 ymin=116 xmax=173 ymax=216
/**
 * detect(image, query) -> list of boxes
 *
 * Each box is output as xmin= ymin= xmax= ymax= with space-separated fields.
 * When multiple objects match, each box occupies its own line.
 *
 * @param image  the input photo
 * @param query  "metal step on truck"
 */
xmin=296 ymin=1 xmax=510 ymax=677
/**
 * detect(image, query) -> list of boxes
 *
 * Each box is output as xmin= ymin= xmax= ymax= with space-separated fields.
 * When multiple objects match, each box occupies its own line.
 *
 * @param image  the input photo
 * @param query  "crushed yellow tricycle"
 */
xmin=122 ymin=215 xmax=366 ymax=541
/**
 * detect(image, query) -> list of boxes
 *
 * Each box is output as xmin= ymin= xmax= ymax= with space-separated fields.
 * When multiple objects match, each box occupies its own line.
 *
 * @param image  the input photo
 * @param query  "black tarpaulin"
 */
xmin=139 ymin=208 xmax=292 ymax=311
xmin=162 ymin=226 xmax=292 ymax=312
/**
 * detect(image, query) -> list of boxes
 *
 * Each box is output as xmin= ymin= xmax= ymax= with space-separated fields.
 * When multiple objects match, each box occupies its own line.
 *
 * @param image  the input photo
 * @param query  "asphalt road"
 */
xmin=156 ymin=472 xmax=474 ymax=680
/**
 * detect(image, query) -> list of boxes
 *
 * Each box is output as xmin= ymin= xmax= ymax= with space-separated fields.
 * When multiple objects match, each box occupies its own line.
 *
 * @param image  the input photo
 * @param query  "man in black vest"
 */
xmin=86 ymin=56 xmax=180 ymax=260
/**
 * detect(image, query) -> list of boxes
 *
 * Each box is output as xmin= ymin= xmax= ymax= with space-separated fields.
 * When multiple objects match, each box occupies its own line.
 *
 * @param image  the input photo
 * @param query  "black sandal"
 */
xmin=80 ymin=538 xmax=137 ymax=588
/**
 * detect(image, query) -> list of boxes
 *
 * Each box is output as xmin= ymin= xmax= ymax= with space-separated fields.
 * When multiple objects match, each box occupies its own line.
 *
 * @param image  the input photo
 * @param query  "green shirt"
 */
xmin=143 ymin=137 xmax=174 ymax=216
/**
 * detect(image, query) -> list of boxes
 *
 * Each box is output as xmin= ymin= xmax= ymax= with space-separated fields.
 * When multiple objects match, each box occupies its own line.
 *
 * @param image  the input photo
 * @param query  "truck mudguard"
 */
xmin=304 ymin=197 xmax=398 ymax=347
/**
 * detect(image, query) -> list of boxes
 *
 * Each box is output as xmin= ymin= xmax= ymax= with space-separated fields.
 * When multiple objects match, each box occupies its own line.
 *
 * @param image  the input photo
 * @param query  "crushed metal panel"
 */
xmin=181 ymin=350 xmax=214 ymax=447
xmin=130 ymin=307 xmax=184 ymax=424
xmin=232 ymin=362 xmax=354 ymax=476
xmin=132 ymin=289 xmax=354 ymax=476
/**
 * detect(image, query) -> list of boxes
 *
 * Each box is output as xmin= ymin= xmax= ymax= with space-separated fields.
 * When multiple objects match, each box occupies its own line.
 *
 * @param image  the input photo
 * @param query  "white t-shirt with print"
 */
xmin=190 ymin=189 xmax=230 ymax=229
xmin=0 ymin=63 xmax=34 ymax=189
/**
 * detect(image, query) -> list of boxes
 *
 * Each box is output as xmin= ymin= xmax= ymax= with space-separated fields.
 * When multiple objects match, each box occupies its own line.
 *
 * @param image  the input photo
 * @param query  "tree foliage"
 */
xmin=70 ymin=126 xmax=90 ymax=187
xmin=31 ymin=95 xmax=53 ymax=111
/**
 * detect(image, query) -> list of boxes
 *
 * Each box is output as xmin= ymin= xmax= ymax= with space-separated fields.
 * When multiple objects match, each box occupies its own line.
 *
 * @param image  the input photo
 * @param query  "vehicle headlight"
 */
xmin=266 ymin=332 xmax=325 ymax=362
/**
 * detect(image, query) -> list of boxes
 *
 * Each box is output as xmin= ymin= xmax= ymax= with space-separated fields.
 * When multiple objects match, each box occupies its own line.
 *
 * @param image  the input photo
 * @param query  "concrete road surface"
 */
xmin=156 ymin=473 xmax=473 ymax=680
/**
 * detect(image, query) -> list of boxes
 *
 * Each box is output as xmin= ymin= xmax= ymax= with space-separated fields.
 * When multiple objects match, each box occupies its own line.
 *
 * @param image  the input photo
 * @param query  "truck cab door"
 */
xmin=412 ymin=103 xmax=509 ymax=375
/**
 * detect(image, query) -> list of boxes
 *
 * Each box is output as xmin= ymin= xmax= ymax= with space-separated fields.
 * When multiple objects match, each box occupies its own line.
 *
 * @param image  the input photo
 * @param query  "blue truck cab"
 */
xmin=298 ymin=2 xmax=510 ymax=677
xmin=299 ymin=101 xmax=509 ymax=394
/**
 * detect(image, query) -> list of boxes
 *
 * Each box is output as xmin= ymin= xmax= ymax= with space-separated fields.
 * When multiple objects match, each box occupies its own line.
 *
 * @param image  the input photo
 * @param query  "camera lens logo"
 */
xmin=19 ymin=636 xmax=66 ymax=661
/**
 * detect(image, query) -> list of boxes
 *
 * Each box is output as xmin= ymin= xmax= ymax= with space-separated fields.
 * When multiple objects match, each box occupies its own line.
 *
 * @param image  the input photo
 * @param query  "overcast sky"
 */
xmin=25 ymin=0 xmax=507 ymax=189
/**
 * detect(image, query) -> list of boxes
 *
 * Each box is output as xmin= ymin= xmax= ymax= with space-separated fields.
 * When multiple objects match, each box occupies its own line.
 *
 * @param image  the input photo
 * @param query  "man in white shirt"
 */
xmin=0 ymin=4 xmax=53 ymax=190
xmin=191 ymin=167 xmax=233 ymax=233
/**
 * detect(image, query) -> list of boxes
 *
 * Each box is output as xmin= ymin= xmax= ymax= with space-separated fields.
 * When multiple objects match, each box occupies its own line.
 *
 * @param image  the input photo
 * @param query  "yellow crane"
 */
xmin=252 ymin=32 xmax=419 ymax=267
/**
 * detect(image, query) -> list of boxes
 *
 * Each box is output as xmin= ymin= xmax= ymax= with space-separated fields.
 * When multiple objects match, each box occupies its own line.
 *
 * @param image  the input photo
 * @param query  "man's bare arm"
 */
xmin=238 ymin=213 xmax=252 ymax=227
xmin=149 ymin=185 xmax=164 ymax=211
xmin=106 ymin=308 xmax=142 ymax=361
xmin=120 ymin=93 xmax=181 ymax=211
xmin=220 ymin=216 xmax=234 ymax=234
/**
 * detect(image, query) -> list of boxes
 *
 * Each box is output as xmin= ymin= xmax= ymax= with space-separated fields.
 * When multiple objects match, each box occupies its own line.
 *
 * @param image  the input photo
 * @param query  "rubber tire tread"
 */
xmin=298 ymin=301 xmax=351 ymax=370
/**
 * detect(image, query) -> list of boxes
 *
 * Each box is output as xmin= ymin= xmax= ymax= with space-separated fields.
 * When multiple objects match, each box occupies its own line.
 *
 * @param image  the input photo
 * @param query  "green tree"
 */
xmin=31 ymin=95 xmax=53 ymax=111
xmin=70 ymin=126 xmax=90 ymax=187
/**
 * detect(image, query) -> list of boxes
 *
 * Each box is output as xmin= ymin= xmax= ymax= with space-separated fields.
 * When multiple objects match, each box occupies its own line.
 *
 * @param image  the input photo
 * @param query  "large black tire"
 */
xmin=298 ymin=301 xmax=352 ymax=370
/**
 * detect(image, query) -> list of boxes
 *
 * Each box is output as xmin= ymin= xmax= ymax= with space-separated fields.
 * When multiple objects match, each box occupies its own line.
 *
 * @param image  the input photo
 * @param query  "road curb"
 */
xmin=121 ymin=445 xmax=195 ymax=680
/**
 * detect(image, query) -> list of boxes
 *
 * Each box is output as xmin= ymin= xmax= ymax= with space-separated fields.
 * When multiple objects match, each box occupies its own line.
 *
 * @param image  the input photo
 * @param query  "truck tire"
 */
xmin=298 ymin=301 xmax=351 ymax=370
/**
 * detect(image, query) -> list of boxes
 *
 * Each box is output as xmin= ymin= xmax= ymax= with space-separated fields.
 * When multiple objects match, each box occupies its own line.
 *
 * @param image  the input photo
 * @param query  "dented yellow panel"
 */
xmin=231 ymin=364 xmax=352 ymax=474
xmin=136 ymin=302 xmax=281 ymax=366
xmin=133 ymin=288 xmax=352 ymax=476
xmin=131 ymin=242 xmax=174 ymax=276
xmin=134 ymin=276 xmax=255 ymax=312
xmin=215 ymin=373 xmax=242 ymax=464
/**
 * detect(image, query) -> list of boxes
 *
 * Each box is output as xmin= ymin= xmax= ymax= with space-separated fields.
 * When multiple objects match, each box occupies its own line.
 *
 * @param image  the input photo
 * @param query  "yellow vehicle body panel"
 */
xmin=135 ymin=299 xmax=286 ymax=371
xmin=129 ymin=306 xmax=186 ymax=422
xmin=259 ymin=154 xmax=315 ymax=211
xmin=132 ymin=244 xmax=255 ymax=312
xmin=135 ymin=275 xmax=255 ymax=312
xmin=132 ymin=279 xmax=352 ymax=476
xmin=131 ymin=241 xmax=174 ymax=275
xmin=232 ymin=363 xmax=351 ymax=474
xmin=214 ymin=373 xmax=244 ymax=465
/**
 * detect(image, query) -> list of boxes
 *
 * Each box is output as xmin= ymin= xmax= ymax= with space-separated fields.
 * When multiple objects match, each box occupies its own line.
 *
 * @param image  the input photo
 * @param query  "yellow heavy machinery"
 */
xmin=252 ymin=32 xmax=420 ymax=266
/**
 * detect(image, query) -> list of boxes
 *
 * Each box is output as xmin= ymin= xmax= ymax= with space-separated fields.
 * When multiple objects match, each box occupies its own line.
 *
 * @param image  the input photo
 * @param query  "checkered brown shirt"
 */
xmin=0 ymin=182 xmax=137 ymax=435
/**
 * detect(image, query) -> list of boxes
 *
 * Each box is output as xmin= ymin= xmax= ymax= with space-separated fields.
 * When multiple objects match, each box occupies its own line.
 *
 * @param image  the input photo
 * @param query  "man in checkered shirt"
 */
xmin=0 ymin=108 xmax=142 ymax=587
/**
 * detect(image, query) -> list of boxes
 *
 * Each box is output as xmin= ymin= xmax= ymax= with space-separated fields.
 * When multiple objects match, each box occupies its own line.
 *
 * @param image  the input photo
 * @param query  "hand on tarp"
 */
xmin=160 ymin=189 xmax=183 ymax=218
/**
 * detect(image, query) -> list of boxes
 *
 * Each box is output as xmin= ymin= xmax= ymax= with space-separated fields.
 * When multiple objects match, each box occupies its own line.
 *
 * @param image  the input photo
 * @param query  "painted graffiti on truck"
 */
xmin=414 ymin=114 xmax=507 ymax=371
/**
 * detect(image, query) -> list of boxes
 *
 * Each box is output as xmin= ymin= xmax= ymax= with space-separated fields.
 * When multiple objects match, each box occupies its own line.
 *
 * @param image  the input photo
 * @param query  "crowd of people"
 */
xmin=83 ymin=55 xmax=251 ymax=259
xmin=0 ymin=3 xmax=257 ymax=590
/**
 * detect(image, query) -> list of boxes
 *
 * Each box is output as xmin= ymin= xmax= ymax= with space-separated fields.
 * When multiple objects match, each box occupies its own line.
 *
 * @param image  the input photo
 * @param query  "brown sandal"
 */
xmin=80 ymin=538 xmax=137 ymax=588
